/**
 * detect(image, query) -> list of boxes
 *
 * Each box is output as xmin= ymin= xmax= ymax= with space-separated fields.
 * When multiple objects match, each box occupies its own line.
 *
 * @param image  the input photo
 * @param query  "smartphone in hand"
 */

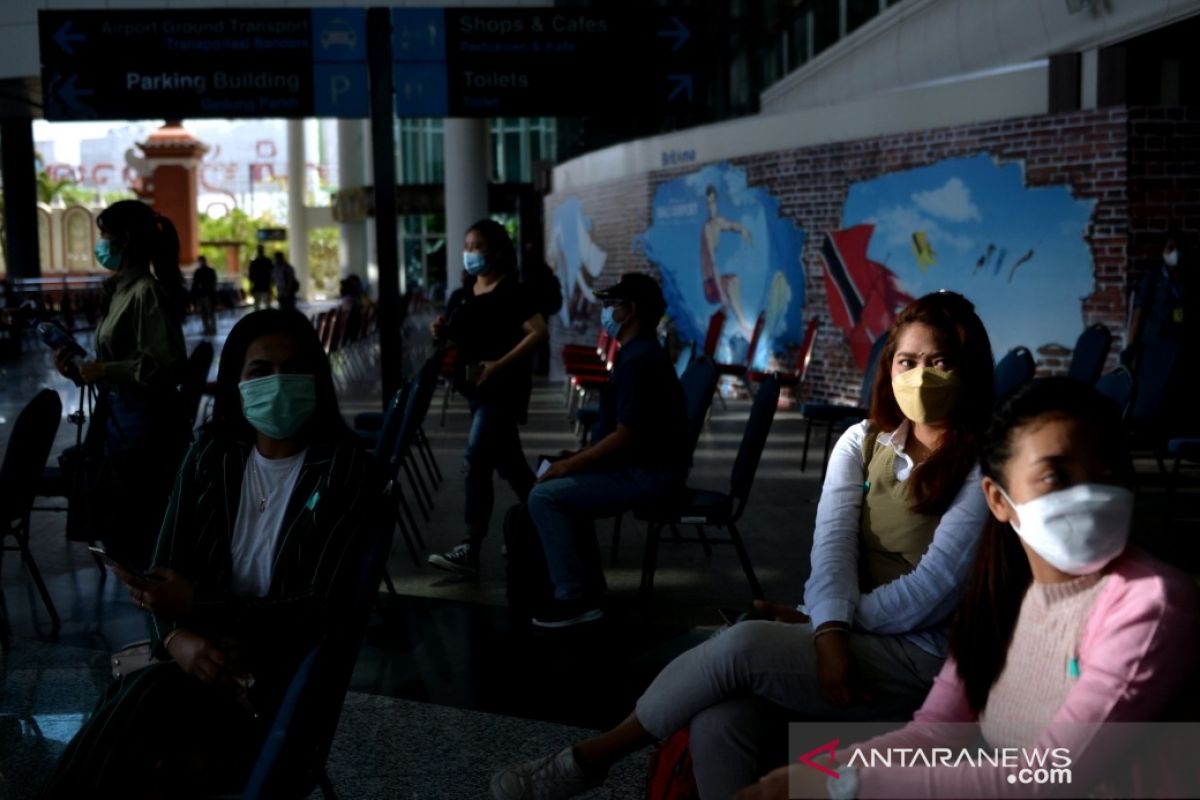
xmin=536 ymin=458 xmax=553 ymax=479
xmin=87 ymin=546 xmax=164 ymax=582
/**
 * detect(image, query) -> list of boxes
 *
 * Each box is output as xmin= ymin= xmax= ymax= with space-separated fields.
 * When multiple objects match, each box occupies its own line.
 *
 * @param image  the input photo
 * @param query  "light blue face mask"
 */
xmin=600 ymin=305 xmax=624 ymax=338
xmin=239 ymin=373 xmax=317 ymax=440
xmin=94 ymin=238 xmax=123 ymax=270
xmin=463 ymin=251 xmax=489 ymax=276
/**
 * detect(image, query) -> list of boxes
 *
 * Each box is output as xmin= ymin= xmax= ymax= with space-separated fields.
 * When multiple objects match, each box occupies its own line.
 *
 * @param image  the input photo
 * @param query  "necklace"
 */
xmin=249 ymin=456 xmax=268 ymax=512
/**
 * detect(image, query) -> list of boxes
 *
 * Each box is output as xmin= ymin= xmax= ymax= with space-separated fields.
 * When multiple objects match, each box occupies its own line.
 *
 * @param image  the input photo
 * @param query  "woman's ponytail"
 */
xmin=151 ymin=213 xmax=187 ymax=321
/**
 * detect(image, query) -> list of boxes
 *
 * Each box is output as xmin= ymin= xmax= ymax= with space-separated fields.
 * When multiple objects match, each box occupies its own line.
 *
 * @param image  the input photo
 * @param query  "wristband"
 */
xmin=812 ymin=626 xmax=849 ymax=644
xmin=162 ymin=629 xmax=182 ymax=649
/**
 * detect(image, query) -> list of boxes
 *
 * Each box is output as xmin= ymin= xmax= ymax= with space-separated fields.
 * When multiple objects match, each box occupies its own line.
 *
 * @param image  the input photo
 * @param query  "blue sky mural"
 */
xmin=842 ymin=154 xmax=1096 ymax=359
xmin=547 ymin=197 xmax=608 ymax=330
xmin=642 ymin=162 xmax=806 ymax=369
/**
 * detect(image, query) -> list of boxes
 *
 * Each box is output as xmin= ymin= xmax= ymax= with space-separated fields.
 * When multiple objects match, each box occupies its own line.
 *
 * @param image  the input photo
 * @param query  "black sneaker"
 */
xmin=531 ymin=599 xmax=604 ymax=629
xmin=428 ymin=542 xmax=478 ymax=577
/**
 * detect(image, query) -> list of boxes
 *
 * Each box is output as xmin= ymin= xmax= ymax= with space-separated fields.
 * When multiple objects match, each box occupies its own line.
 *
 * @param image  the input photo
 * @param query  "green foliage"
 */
xmin=308 ymin=227 xmax=340 ymax=294
xmin=36 ymin=171 xmax=76 ymax=205
xmin=198 ymin=208 xmax=277 ymax=274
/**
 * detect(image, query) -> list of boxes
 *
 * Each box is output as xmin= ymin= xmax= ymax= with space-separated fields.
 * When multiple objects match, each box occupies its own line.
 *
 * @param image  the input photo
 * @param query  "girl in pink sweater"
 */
xmin=740 ymin=377 xmax=1200 ymax=799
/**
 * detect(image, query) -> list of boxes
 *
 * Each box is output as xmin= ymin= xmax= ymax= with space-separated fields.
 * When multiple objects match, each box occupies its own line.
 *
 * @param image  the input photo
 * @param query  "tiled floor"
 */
xmin=0 ymin=308 xmax=826 ymax=798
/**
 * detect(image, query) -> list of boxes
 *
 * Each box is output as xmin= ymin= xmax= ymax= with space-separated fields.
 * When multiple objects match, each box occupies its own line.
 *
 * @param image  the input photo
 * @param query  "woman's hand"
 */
xmin=815 ymin=627 xmax=863 ymax=708
xmin=736 ymin=763 xmax=830 ymax=800
xmin=165 ymin=628 xmax=237 ymax=687
xmin=476 ymin=359 xmax=501 ymax=386
xmin=53 ymin=347 xmax=82 ymax=384
xmin=114 ymin=565 xmax=195 ymax=618
xmin=753 ymin=599 xmax=810 ymax=624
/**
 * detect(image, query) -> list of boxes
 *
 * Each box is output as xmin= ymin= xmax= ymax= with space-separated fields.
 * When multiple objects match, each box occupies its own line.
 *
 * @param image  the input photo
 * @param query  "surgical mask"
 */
xmin=891 ymin=367 xmax=961 ymax=424
xmin=463 ymin=251 xmax=489 ymax=276
xmin=239 ymin=374 xmax=317 ymax=440
xmin=601 ymin=306 xmax=624 ymax=338
xmin=94 ymin=239 xmax=123 ymax=270
xmin=998 ymin=483 xmax=1133 ymax=575
xmin=1164 ymin=250 xmax=1179 ymax=268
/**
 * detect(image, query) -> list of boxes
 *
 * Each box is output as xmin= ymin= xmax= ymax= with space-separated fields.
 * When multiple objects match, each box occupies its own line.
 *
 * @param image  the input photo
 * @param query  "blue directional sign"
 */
xmin=39 ymin=9 xmax=370 ymax=120
xmin=394 ymin=63 xmax=450 ymax=117
xmin=392 ymin=9 xmax=446 ymax=63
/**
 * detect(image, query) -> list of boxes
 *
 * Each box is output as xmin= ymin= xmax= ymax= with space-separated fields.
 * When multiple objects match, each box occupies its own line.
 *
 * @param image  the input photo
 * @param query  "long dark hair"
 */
xmin=948 ymin=377 xmax=1131 ymax=713
xmin=467 ymin=218 xmax=518 ymax=277
xmin=868 ymin=291 xmax=995 ymax=515
xmin=97 ymin=200 xmax=186 ymax=319
xmin=209 ymin=309 xmax=348 ymax=444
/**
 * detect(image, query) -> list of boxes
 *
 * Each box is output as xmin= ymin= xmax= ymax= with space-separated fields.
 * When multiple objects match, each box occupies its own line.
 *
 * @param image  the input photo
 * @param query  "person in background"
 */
xmin=427 ymin=219 xmax=547 ymax=577
xmin=249 ymin=245 xmax=273 ymax=311
xmin=741 ymin=378 xmax=1200 ymax=799
xmin=54 ymin=199 xmax=190 ymax=568
xmin=524 ymin=273 xmax=687 ymax=629
xmin=191 ymin=254 xmax=218 ymax=335
xmin=1125 ymin=232 xmax=1190 ymax=366
xmin=40 ymin=310 xmax=386 ymax=798
xmin=273 ymin=251 xmax=297 ymax=312
xmin=490 ymin=291 xmax=995 ymax=800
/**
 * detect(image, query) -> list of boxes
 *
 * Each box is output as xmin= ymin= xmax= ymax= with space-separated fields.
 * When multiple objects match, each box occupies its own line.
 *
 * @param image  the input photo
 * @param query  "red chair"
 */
xmin=701 ymin=309 xmax=726 ymax=358
xmin=715 ymin=312 xmax=765 ymax=392
xmin=748 ymin=317 xmax=819 ymax=390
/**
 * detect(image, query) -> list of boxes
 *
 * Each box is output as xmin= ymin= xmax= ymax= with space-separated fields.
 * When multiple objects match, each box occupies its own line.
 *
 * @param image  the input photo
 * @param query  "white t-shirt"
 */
xmin=230 ymin=447 xmax=307 ymax=596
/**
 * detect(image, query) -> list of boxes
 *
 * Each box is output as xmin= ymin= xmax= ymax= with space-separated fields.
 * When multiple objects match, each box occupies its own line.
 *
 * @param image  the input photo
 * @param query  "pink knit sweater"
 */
xmin=854 ymin=547 xmax=1199 ymax=798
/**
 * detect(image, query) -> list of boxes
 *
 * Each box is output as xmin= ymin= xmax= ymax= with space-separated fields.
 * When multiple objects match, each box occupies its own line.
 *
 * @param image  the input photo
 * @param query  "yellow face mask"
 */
xmin=891 ymin=367 xmax=961 ymax=424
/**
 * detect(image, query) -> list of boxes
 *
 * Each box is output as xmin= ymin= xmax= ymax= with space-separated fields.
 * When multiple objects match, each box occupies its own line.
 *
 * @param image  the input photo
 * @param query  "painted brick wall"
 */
xmin=545 ymin=105 xmax=1195 ymax=403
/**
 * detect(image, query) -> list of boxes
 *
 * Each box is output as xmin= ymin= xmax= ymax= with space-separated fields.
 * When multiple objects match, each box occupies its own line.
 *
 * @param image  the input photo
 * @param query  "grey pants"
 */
xmin=634 ymin=620 xmax=944 ymax=800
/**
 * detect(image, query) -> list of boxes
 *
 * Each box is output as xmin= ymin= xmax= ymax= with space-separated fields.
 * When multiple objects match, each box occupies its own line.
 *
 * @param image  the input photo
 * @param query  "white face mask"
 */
xmin=997 ymin=483 xmax=1134 ymax=576
xmin=1164 ymin=250 xmax=1179 ymax=268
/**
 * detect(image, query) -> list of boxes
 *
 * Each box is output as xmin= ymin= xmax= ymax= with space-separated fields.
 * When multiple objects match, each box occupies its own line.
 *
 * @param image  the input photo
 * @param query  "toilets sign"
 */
xmin=39 ymin=9 xmax=371 ymax=119
xmin=39 ymin=8 xmax=698 ymax=120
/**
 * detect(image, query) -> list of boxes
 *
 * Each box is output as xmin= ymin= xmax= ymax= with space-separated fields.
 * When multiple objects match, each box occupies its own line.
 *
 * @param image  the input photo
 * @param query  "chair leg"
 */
xmin=669 ymin=523 xmax=683 ymax=544
xmin=418 ymin=427 xmax=443 ymax=483
xmin=821 ymin=422 xmax=835 ymax=480
xmin=403 ymin=458 xmax=432 ymax=522
xmin=16 ymin=518 xmax=60 ymax=628
xmin=414 ymin=428 xmax=439 ymax=489
xmin=440 ymin=384 xmax=451 ymax=428
xmin=694 ymin=524 xmax=713 ymax=559
xmin=407 ymin=451 xmax=435 ymax=511
xmin=88 ymin=540 xmax=108 ymax=580
xmin=801 ymin=418 xmax=813 ymax=472
xmin=396 ymin=488 xmax=425 ymax=549
xmin=394 ymin=510 xmax=421 ymax=568
xmin=381 ymin=569 xmax=399 ymax=596
xmin=640 ymin=522 xmax=662 ymax=600
xmin=727 ymin=522 xmax=764 ymax=601
xmin=610 ymin=513 xmax=622 ymax=564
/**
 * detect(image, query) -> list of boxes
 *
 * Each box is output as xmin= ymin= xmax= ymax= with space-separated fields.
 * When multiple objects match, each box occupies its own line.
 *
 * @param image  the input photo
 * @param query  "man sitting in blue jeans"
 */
xmin=529 ymin=273 xmax=689 ymax=628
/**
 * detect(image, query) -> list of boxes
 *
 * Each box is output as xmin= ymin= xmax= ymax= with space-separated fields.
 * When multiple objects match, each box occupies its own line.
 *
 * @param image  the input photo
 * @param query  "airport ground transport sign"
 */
xmin=39 ymin=7 xmax=697 ymax=121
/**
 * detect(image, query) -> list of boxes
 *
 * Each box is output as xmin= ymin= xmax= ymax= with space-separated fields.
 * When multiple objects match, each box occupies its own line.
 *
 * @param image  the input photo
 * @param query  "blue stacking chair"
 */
xmin=610 ymin=355 xmax=719 ymax=563
xmin=1 ymin=389 xmax=64 ymax=645
xmin=635 ymin=374 xmax=780 ymax=601
xmin=994 ymin=346 xmax=1035 ymax=405
xmin=1066 ymin=324 xmax=1112 ymax=386
xmin=239 ymin=510 xmax=393 ymax=800
xmin=1095 ymin=367 xmax=1134 ymax=420
xmin=799 ymin=334 xmax=886 ymax=478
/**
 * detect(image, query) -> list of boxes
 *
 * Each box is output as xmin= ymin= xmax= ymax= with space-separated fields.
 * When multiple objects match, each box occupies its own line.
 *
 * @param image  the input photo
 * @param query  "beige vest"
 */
xmin=858 ymin=426 xmax=940 ymax=591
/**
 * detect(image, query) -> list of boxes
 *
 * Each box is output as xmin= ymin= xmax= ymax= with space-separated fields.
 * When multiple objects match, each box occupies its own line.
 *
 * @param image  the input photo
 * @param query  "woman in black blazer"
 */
xmin=42 ymin=310 xmax=387 ymax=798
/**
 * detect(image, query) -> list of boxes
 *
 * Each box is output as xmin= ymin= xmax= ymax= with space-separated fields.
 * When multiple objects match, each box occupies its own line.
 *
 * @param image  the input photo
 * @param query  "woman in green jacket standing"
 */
xmin=55 ymin=199 xmax=190 ymax=568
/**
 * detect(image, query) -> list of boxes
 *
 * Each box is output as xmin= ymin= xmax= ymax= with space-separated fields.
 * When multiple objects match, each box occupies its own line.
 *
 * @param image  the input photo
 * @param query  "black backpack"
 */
xmin=503 ymin=502 xmax=555 ymax=622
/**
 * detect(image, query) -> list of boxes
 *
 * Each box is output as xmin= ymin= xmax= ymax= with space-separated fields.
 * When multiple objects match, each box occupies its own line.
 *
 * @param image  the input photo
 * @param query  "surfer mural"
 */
xmin=547 ymin=198 xmax=609 ymax=330
xmin=839 ymin=153 xmax=1095 ymax=359
xmin=643 ymin=161 xmax=805 ymax=370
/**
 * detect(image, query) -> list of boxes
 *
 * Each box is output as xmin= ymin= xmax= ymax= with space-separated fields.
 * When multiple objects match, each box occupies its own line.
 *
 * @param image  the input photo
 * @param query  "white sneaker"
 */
xmin=490 ymin=746 xmax=603 ymax=800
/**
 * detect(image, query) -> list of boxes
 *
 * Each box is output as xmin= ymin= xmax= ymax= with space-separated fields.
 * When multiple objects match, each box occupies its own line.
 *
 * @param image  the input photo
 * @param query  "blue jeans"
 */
xmin=464 ymin=401 xmax=535 ymax=539
xmin=528 ymin=466 xmax=682 ymax=601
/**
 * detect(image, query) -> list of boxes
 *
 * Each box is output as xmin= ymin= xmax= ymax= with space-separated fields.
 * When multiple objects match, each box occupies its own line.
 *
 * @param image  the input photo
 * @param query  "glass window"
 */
xmin=847 ymin=0 xmax=880 ymax=33
xmin=811 ymin=0 xmax=840 ymax=56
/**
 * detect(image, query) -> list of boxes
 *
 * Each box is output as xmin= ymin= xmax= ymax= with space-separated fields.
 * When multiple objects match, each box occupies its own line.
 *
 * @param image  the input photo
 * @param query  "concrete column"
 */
xmin=1 ymin=118 xmax=40 ymax=279
xmin=1081 ymin=48 xmax=1099 ymax=110
xmin=287 ymin=119 xmax=309 ymax=299
xmin=336 ymin=117 xmax=369 ymax=286
xmin=442 ymin=118 xmax=489 ymax=294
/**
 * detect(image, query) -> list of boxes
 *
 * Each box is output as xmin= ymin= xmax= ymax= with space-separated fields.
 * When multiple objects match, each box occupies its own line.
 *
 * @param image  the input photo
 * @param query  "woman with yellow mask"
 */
xmin=490 ymin=292 xmax=996 ymax=800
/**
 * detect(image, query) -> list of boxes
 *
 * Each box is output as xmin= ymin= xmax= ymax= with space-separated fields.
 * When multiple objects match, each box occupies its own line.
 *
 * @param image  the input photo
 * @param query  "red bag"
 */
xmin=645 ymin=728 xmax=699 ymax=800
